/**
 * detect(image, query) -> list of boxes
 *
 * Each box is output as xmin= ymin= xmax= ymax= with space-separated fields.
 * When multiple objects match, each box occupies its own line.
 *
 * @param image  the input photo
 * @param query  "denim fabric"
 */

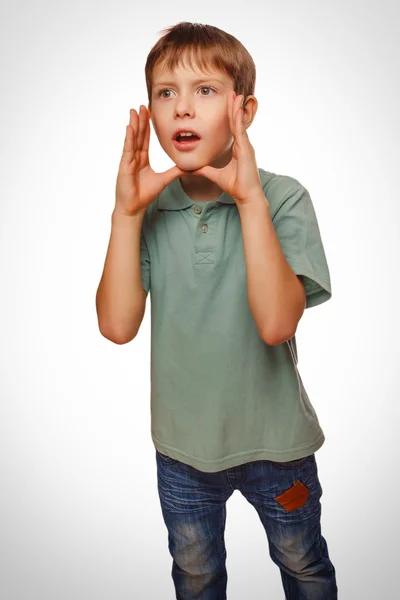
xmin=156 ymin=449 xmax=337 ymax=599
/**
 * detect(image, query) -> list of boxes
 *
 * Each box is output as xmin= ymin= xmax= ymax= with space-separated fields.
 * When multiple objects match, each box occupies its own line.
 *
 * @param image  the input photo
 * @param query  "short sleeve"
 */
xmin=140 ymin=229 xmax=151 ymax=293
xmin=270 ymin=184 xmax=332 ymax=309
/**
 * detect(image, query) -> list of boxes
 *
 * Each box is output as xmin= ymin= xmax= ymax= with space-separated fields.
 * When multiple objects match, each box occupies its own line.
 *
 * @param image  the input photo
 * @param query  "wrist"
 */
xmin=112 ymin=207 xmax=146 ymax=226
xmin=237 ymin=190 xmax=270 ymax=213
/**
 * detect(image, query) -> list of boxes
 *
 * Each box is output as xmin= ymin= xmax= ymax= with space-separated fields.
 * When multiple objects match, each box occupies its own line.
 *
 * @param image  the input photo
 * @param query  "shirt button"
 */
xmin=194 ymin=205 xmax=202 ymax=214
xmin=201 ymin=224 xmax=208 ymax=233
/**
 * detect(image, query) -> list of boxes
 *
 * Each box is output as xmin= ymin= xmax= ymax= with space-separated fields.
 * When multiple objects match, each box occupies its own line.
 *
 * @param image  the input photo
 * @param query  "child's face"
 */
xmin=148 ymin=59 xmax=235 ymax=172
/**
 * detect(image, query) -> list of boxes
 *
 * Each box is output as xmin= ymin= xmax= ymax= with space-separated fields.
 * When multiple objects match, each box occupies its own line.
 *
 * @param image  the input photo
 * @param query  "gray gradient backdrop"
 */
xmin=1 ymin=0 xmax=399 ymax=598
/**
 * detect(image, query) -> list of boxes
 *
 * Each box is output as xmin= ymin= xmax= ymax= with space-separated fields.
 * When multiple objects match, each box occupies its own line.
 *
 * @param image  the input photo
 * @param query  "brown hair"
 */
xmin=145 ymin=22 xmax=256 ymax=108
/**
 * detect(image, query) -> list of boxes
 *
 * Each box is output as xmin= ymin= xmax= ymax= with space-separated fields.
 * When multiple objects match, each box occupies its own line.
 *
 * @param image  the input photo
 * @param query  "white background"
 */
xmin=1 ymin=0 xmax=399 ymax=598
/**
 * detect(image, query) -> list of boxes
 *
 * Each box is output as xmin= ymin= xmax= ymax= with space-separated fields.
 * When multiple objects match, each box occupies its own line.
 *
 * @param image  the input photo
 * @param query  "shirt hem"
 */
xmin=152 ymin=433 xmax=325 ymax=473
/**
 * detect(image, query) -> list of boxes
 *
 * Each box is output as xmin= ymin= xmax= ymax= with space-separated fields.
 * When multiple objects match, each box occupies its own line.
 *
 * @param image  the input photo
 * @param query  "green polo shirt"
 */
xmin=139 ymin=168 xmax=332 ymax=472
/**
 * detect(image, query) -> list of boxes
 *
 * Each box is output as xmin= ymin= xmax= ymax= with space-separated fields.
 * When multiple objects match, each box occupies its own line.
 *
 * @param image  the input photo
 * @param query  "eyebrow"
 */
xmin=153 ymin=78 xmax=226 ymax=88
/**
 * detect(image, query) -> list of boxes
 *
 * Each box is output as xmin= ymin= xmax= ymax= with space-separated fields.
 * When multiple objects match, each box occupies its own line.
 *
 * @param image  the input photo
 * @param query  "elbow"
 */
xmin=96 ymin=302 xmax=146 ymax=345
xmin=261 ymin=325 xmax=297 ymax=346
xmin=98 ymin=323 xmax=137 ymax=345
xmin=260 ymin=301 xmax=304 ymax=346
xmin=110 ymin=333 xmax=136 ymax=345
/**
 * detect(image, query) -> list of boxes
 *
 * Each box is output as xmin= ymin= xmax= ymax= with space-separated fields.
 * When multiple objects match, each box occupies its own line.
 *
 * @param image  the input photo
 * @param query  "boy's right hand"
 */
xmin=114 ymin=106 xmax=185 ymax=217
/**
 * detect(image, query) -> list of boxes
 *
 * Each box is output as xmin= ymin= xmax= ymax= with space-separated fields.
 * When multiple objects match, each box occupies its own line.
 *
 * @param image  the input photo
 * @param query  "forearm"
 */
xmin=237 ymin=192 xmax=306 ymax=344
xmin=96 ymin=209 xmax=147 ymax=342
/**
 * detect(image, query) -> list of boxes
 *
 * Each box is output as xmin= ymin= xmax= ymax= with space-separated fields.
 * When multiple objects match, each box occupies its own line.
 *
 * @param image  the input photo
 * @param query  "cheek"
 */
xmin=210 ymin=109 xmax=231 ymax=134
xmin=211 ymin=116 xmax=233 ymax=146
xmin=151 ymin=117 xmax=161 ymax=139
xmin=150 ymin=111 xmax=167 ymax=138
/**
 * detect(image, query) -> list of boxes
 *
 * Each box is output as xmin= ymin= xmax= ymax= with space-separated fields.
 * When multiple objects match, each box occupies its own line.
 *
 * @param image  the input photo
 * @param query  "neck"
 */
xmin=179 ymin=174 xmax=222 ymax=201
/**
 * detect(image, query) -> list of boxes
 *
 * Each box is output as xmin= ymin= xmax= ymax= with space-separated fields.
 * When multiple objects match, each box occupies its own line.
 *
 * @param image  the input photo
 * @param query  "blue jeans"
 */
xmin=156 ymin=449 xmax=337 ymax=599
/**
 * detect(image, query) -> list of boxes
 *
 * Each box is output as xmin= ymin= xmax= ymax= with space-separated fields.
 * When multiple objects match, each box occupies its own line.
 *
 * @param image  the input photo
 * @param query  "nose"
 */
xmin=174 ymin=94 xmax=195 ymax=118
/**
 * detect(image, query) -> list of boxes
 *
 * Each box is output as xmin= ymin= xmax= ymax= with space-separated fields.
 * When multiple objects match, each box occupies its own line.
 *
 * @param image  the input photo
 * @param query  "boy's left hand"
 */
xmin=190 ymin=91 xmax=263 ymax=205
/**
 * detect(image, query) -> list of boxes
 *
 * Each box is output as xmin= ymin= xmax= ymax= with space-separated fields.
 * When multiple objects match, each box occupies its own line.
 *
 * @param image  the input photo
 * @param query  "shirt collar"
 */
xmin=157 ymin=177 xmax=236 ymax=210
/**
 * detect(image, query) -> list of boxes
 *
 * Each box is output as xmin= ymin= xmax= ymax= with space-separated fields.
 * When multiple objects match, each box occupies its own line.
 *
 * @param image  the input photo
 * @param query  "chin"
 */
xmin=174 ymin=156 xmax=210 ymax=172
xmin=180 ymin=164 xmax=205 ymax=172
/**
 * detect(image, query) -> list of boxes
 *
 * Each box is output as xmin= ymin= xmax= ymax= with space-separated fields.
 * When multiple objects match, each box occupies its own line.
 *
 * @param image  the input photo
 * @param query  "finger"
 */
xmin=158 ymin=165 xmax=185 ymax=188
xmin=136 ymin=106 xmax=147 ymax=151
xmin=122 ymin=125 xmax=131 ymax=157
xmin=234 ymin=95 xmax=248 ymax=148
xmin=236 ymin=96 xmax=246 ymax=133
xmin=142 ymin=108 xmax=151 ymax=154
xmin=123 ymin=111 xmax=131 ymax=154
xmin=229 ymin=93 xmax=243 ymax=141
xmin=122 ymin=126 xmax=134 ymax=162
xmin=190 ymin=165 xmax=218 ymax=182
xmin=227 ymin=91 xmax=236 ymax=138
xmin=126 ymin=109 xmax=138 ymax=154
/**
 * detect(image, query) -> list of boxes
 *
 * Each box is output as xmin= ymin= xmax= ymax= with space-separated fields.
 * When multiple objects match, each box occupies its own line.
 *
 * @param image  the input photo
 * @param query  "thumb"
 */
xmin=159 ymin=165 xmax=185 ymax=188
xmin=190 ymin=165 xmax=218 ymax=182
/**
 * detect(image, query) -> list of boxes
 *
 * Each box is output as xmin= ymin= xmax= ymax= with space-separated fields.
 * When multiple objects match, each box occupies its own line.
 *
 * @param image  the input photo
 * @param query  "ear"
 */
xmin=147 ymin=104 xmax=152 ymax=119
xmin=242 ymin=95 xmax=258 ymax=130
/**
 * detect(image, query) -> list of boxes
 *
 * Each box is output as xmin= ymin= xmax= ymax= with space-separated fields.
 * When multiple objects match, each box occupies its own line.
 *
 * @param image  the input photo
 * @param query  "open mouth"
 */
xmin=175 ymin=133 xmax=201 ymax=143
xmin=173 ymin=133 xmax=201 ymax=151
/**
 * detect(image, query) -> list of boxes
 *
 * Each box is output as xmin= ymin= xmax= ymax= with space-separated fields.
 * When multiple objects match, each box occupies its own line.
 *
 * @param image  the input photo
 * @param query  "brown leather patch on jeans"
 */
xmin=274 ymin=480 xmax=310 ymax=512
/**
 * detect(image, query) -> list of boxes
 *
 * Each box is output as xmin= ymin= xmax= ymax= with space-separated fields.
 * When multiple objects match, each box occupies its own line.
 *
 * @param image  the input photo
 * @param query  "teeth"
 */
xmin=178 ymin=132 xmax=197 ymax=137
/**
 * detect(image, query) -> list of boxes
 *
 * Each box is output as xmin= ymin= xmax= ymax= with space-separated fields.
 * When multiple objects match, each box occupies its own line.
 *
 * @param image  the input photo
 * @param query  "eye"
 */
xmin=199 ymin=87 xmax=215 ymax=96
xmin=157 ymin=87 xmax=216 ymax=99
xmin=159 ymin=89 xmax=173 ymax=98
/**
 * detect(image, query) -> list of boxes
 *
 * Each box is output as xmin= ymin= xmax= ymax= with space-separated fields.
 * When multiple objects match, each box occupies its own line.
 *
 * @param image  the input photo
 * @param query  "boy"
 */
xmin=96 ymin=21 xmax=338 ymax=600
